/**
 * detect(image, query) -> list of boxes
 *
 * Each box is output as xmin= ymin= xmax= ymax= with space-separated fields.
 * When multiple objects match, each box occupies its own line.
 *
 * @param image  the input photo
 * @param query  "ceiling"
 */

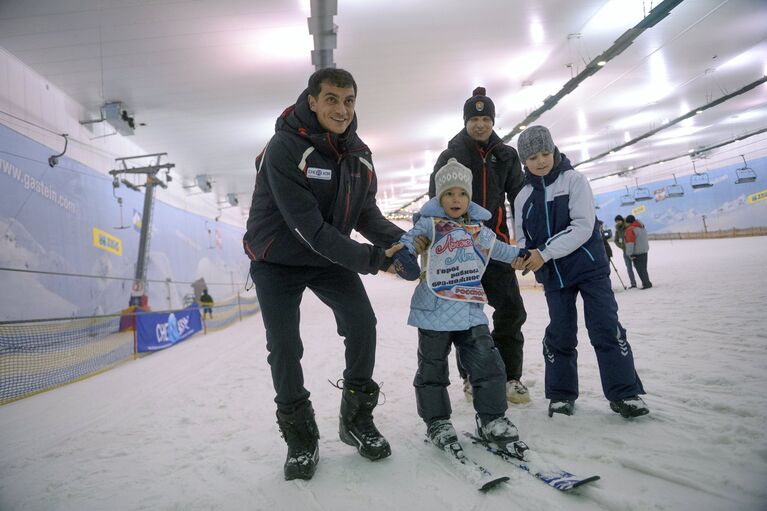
xmin=1 ymin=0 xmax=766 ymax=219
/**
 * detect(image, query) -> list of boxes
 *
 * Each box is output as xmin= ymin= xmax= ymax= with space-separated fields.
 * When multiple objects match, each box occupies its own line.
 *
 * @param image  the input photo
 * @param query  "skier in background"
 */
xmin=199 ymin=289 xmax=214 ymax=319
xmin=613 ymin=215 xmax=638 ymax=288
xmin=624 ymin=214 xmax=653 ymax=289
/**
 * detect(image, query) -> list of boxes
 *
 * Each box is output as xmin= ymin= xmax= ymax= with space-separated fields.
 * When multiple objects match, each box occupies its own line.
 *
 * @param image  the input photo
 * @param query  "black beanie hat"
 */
xmin=463 ymin=87 xmax=495 ymax=124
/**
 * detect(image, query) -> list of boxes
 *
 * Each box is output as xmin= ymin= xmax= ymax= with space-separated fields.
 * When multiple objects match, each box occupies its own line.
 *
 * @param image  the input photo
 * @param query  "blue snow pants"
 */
xmin=542 ymin=276 xmax=645 ymax=402
xmin=415 ymin=325 xmax=507 ymax=424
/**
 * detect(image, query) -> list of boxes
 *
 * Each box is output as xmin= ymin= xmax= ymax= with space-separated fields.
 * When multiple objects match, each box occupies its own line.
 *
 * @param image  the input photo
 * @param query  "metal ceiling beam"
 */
xmin=308 ymin=0 xmax=338 ymax=70
xmin=502 ymin=0 xmax=685 ymax=142
xmin=587 ymin=126 xmax=767 ymax=182
xmin=575 ymin=75 xmax=767 ymax=169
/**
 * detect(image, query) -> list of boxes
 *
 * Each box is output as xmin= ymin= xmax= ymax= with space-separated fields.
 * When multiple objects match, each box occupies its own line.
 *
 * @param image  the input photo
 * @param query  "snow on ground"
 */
xmin=1 ymin=236 xmax=767 ymax=511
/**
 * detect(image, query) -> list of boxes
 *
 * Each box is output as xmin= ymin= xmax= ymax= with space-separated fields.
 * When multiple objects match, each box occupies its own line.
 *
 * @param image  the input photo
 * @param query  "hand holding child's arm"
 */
xmin=413 ymin=235 xmax=430 ymax=255
xmin=511 ymin=248 xmax=530 ymax=271
xmin=523 ymin=249 xmax=545 ymax=272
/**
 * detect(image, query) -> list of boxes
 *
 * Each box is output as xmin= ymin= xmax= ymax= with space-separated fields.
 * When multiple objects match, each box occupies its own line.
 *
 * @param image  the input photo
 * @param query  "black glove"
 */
xmin=392 ymin=249 xmax=421 ymax=281
xmin=518 ymin=248 xmax=531 ymax=276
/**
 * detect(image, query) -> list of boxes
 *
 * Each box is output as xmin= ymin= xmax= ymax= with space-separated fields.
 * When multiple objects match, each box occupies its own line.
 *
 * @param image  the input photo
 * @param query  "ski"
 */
xmin=463 ymin=432 xmax=600 ymax=492
xmin=430 ymin=439 xmax=509 ymax=492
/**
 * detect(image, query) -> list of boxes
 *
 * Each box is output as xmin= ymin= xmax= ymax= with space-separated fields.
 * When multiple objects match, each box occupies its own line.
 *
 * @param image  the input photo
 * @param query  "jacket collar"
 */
xmin=447 ymin=129 xmax=515 ymax=161
xmin=419 ymin=196 xmax=491 ymax=222
xmin=524 ymin=149 xmax=571 ymax=189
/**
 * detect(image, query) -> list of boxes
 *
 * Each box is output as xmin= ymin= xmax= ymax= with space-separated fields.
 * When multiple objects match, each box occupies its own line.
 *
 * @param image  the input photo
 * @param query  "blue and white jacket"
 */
xmin=399 ymin=198 xmax=522 ymax=331
xmin=513 ymin=153 xmax=608 ymax=292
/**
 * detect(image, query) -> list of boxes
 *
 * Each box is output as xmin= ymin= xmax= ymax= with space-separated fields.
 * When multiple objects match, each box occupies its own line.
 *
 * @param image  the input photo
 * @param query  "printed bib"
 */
xmin=426 ymin=218 xmax=494 ymax=303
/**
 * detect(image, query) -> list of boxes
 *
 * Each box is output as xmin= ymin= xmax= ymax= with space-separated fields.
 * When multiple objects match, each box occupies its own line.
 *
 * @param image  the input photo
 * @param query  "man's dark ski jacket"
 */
xmin=243 ymin=89 xmax=404 ymax=274
xmin=429 ymin=129 xmax=524 ymax=245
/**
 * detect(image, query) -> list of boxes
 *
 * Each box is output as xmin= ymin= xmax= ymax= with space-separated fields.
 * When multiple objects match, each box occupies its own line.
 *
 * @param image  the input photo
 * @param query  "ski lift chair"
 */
xmin=665 ymin=174 xmax=684 ymax=198
xmin=633 ymin=178 xmax=652 ymax=201
xmin=735 ymin=155 xmax=757 ymax=184
xmin=690 ymin=160 xmax=713 ymax=189
xmin=620 ymin=185 xmax=635 ymax=206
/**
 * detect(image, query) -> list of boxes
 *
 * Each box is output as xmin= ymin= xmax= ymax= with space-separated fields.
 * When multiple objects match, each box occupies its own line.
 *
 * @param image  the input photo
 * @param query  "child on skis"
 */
xmin=398 ymin=158 xmax=529 ymax=450
xmin=512 ymin=125 xmax=649 ymax=419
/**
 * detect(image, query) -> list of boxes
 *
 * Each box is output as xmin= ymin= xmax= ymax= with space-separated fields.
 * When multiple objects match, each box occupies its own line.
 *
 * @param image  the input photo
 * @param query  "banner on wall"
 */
xmin=136 ymin=305 xmax=202 ymax=352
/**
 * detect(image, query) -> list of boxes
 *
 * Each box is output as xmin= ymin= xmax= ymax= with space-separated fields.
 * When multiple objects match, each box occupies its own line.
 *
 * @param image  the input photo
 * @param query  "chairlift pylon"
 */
xmin=665 ymin=173 xmax=684 ymax=198
xmin=633 ymin=178 xmax=652 ymax=201
xmin=620 ymin=185 xmax=635 ymax=206
xmin=735 ymin=154 xmax=757 ymax=184
xmin=690 ymin=160 xmax=713 ymax=189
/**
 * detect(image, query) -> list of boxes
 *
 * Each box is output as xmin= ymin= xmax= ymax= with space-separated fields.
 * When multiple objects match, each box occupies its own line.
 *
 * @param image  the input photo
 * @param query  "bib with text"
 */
xmin=426 ymin=218 xmax=494 ymax=303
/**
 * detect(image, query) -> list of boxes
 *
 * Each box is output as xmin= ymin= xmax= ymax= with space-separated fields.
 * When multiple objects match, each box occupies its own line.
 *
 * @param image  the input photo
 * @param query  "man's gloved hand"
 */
xmin=392 ymin=249 xmax=421 ymax=281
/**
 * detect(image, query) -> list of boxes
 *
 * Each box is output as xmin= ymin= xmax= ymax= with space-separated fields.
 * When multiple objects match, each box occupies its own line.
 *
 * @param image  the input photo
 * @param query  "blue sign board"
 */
xmin=136 ymin=305 xmax=202 ymax=352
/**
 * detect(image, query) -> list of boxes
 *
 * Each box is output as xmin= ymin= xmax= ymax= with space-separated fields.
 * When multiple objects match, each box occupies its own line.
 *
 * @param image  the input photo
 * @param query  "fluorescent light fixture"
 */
xmin=239 ymin=25 xmax=311 ymax=62
xmin=577 ymin=110 xmax=588 ymax=131
xmin=530 ymin=20 xmax=545 ymax=44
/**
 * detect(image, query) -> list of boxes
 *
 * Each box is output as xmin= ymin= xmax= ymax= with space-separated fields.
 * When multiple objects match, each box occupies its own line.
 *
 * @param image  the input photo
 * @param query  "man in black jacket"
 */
xmin=430 ymin=87 xmax=529 ymax=404
xmin=243 ymin=68 xmax=405 ymax=481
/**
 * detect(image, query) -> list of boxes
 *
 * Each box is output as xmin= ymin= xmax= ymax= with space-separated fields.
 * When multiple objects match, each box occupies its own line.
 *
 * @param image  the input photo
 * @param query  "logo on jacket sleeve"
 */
xmin=307 ymin=167 xmax=332 ymax=180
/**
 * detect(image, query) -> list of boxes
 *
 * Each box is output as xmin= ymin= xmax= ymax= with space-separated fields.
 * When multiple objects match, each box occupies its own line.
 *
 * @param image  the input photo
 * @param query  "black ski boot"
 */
xmin=339 ymin=381 xmax=392 ymax=461
xmin=276 ymin=402 xmax=320 ymax=481
xmin=548 ymin=399 xmax=575 ymax=417
xmin=426 ymin=418 xmax=458 ymax=449
xmin=610 ymin=395 xmax=649 ymax=418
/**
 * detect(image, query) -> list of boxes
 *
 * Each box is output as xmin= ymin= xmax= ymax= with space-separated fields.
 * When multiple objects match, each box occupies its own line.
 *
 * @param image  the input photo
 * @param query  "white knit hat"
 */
xmin=434 ymin=158 xmax=473 ymax=200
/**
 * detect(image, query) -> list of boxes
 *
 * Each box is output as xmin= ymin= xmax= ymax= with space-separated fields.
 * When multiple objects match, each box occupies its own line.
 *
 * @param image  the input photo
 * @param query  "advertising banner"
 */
xmin=136 ymin=305 xmax=202 ymax=352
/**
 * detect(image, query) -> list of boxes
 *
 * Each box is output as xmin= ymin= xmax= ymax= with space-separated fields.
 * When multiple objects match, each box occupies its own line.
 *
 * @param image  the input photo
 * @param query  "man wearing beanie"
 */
xmin=513 ymin=125 xmax=649 ymax=420
xmin=429 ymin=87 xmax=529 ymax=405
xmin=398 ymin=157 xmax=528 ymax=453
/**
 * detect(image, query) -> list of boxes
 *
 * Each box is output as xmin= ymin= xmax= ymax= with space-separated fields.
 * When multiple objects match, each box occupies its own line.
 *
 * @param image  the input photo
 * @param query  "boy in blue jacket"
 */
xmin=399 ymin=158 xmax=527 ymax=450
xmin=512 ymin=126 xmax=648 ymax=419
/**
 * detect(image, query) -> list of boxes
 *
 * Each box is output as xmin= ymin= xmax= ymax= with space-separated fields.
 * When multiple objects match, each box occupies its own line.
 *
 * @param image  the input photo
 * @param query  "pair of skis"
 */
xmin=434 ymin=432 xmax=600 ymax=493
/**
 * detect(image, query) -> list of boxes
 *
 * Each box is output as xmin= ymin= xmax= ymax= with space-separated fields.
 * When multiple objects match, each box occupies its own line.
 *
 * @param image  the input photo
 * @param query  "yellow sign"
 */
xmin=748 ymin=189 xmax=767 ymax=204
xmin=631 ymin=204 xmax=647 ymax=216
xmin=92 ymin=227 xmax=122 ymax=256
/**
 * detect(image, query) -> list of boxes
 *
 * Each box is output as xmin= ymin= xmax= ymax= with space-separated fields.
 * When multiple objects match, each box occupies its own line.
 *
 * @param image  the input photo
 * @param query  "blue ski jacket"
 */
xmin=399 ymin=198 xmax=522 ymax=331
xmin=513 ymin=153 xmax=609 ymax=291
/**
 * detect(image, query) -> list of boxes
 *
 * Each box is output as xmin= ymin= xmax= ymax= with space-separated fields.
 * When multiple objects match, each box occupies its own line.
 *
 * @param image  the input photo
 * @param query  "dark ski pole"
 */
xmin=609 ymin=258 xmax=627 ymax=289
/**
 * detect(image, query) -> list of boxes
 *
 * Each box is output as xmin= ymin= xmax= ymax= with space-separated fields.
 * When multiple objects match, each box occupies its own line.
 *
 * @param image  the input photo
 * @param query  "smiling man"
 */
xmin=243 ymin=68 xmax=406 ymax=481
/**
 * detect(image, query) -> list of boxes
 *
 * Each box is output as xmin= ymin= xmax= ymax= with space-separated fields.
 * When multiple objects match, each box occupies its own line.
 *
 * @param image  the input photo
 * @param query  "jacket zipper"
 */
xmin=540 ymin=175 xmax=564 ymax=288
